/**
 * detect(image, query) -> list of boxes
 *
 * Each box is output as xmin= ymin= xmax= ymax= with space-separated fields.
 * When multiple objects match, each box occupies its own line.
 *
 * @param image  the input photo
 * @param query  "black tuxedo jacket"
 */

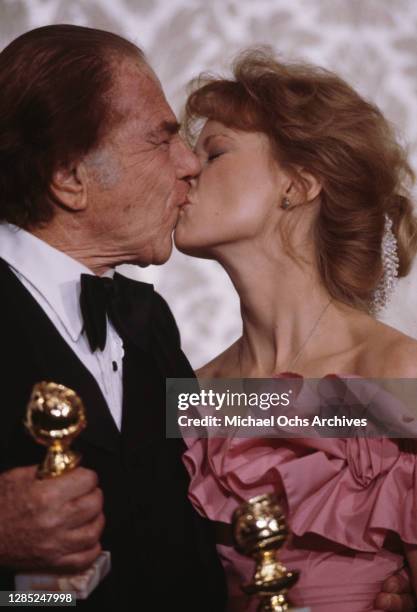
xmin=0 ymin=258 xmax=226 ymax=610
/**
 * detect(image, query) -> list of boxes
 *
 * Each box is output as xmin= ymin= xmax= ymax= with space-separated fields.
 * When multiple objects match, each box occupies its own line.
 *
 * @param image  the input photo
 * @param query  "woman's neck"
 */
xmin=216 ymin=243 xmax=365 ymax=376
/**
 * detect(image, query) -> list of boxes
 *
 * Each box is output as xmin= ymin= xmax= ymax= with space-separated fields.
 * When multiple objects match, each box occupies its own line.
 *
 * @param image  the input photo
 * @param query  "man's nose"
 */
xmin=175 ymin=139 xmax=201 ymax=180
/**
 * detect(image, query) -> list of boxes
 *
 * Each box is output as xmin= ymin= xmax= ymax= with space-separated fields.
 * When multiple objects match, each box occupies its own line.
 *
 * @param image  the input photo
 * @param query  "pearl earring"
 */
xmin=281 ymin=197 xmax=291 ymax=210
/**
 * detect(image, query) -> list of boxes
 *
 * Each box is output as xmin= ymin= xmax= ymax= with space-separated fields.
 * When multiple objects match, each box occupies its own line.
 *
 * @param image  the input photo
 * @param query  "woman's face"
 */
xmin=174 ymin=120 xmax=289 ymax=258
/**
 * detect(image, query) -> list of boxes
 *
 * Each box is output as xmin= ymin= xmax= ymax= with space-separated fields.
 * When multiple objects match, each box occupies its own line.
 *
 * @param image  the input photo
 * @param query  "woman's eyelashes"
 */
xmin=206 ymin=150 xmax=224 ymax=163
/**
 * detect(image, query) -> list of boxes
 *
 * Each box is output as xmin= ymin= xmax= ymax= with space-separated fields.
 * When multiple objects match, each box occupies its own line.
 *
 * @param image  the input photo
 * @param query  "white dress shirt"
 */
xmin=0 ymin=223 xmax=124 ymax=429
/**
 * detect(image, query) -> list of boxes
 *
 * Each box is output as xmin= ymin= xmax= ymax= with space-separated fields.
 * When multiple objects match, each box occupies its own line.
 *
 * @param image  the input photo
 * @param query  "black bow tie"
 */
xmin=80 ymin=272 xmax=154 ymax=352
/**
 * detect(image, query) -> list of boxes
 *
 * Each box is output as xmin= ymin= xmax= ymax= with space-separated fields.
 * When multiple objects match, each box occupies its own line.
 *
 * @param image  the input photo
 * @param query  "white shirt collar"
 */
xmin=0 ymin=223 xmax=113 ymax=342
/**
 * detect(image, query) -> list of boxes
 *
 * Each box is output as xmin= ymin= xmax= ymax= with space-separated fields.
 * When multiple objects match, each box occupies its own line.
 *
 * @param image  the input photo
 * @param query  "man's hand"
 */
xmin=374 ymin=573 xmax=416 ymax=611
xmin=0 ymin=465 xmax=105 ymax=573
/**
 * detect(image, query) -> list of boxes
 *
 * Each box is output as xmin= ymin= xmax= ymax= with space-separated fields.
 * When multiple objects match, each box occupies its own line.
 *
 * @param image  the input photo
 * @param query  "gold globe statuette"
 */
xmin=16 ymin=382 xmax=111 ymax=599
xmin=232 ymin=493 xmax=308 ymax=612
xmin=25 ymin=381 xmax=87 ymax=478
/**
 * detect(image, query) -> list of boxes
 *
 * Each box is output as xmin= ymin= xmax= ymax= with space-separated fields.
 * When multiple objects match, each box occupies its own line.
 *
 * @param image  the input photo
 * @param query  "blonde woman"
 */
xmin=175 ymin=51 xmax=417 ymax=611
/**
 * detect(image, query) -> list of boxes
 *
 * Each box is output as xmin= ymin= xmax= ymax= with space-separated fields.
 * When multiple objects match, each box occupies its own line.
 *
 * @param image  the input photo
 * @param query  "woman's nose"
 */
xmin=175 ymin=139 xmax=202 ymax=179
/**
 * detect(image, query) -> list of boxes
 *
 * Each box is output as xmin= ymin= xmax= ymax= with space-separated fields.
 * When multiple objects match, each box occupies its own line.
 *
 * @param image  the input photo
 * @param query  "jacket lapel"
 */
xmin=0 ymin=258 xmax=120 ymax=454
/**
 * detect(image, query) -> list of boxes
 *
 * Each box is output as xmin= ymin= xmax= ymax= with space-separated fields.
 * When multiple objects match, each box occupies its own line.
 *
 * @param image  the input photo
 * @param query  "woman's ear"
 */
xmin=49 ymin=162 xmax=88 ymax=211
xmin=296 ymin=168 xmax=322 ymax=204
xmin=285 ymin=168 xmax=322 ymax=206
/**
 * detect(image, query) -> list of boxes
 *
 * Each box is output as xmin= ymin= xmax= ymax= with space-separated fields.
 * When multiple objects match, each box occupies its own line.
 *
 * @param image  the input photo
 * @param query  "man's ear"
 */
xmin=286 ymin=168 xmax=322 ymax=206
xmin=49 ymin=162 xmax=88 ymax=211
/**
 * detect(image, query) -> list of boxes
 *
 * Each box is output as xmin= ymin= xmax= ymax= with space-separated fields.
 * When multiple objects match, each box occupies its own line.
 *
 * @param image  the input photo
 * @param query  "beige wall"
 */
xmin=1 ymin=0 xmax=416 ymax=367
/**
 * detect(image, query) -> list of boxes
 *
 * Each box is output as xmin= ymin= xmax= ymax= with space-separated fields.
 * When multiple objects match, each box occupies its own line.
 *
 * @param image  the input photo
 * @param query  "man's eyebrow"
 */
xmin=148 ymin=120 xmax=181 ymax=139
xmin=162 ymin=120 xmax=181 ymax=134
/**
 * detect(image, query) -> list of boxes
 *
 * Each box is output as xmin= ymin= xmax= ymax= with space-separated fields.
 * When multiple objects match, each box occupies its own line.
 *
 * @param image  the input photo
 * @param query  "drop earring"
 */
xmin=281 ymin=197 xmax=292 ymax=210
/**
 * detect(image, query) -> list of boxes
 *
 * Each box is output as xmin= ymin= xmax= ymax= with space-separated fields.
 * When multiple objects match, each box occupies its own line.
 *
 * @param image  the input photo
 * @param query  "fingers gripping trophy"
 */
xmin=232 ymin=494 xmax=310 ymax=612
xmin=15 ymin=382 xmax=111 ymax=599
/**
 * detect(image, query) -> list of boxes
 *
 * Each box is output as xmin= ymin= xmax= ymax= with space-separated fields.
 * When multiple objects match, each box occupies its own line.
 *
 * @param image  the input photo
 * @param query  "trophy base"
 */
xmin=15 ymin=551 xmax=111 ymax=599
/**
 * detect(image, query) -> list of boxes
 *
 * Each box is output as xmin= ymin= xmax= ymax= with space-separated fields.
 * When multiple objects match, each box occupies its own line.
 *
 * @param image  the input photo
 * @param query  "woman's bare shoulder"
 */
xmin=195 ymin=340 xmax=240 ymax=379
xmin=362 ymin=320 xmax=417 ymax=378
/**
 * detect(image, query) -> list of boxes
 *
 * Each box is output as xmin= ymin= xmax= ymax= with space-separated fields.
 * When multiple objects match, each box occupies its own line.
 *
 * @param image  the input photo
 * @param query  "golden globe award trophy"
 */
xmin=14 ymin=382 xmax=111 ymax=599
xmin=232 ymin=493 xmax=310 ymax=612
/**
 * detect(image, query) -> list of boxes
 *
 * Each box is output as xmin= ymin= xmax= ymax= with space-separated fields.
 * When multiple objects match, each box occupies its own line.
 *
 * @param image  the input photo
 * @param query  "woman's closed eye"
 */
xmin=206 ymin=151 xmax=224 ymax=163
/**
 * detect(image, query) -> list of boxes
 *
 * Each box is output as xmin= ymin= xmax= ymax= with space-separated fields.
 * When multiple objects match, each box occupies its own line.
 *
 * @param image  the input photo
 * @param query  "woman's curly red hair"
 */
xmin=185 ymin=49 xmax=417 ymax=311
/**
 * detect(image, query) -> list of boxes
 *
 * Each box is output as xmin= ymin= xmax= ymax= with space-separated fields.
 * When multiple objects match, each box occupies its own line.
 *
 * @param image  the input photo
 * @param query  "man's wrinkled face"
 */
xmin=86 ymin=58 xmax=200 ymax=266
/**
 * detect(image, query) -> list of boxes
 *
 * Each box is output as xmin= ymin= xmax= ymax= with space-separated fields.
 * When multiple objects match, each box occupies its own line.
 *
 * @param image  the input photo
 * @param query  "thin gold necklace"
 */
xmin=238 ymin=298 xmax=333 ymax=377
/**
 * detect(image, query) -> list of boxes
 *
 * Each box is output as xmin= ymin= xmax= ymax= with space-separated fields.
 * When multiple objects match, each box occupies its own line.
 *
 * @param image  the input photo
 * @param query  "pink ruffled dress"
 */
xmin=183 ymin=376 xmax=417 ymax=611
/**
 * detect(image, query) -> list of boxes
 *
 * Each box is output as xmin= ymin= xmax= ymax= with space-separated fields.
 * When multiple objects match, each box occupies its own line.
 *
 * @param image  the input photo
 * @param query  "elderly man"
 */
xmin=0 ymin=24 xmax=412 ymax=611
xmin=0 ymin=24 xmax=224 ymax=609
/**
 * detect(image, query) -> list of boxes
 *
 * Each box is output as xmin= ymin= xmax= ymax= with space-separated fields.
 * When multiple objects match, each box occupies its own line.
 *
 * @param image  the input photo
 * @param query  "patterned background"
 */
xmin=1 ymin=0 xmax=417 ymax=367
